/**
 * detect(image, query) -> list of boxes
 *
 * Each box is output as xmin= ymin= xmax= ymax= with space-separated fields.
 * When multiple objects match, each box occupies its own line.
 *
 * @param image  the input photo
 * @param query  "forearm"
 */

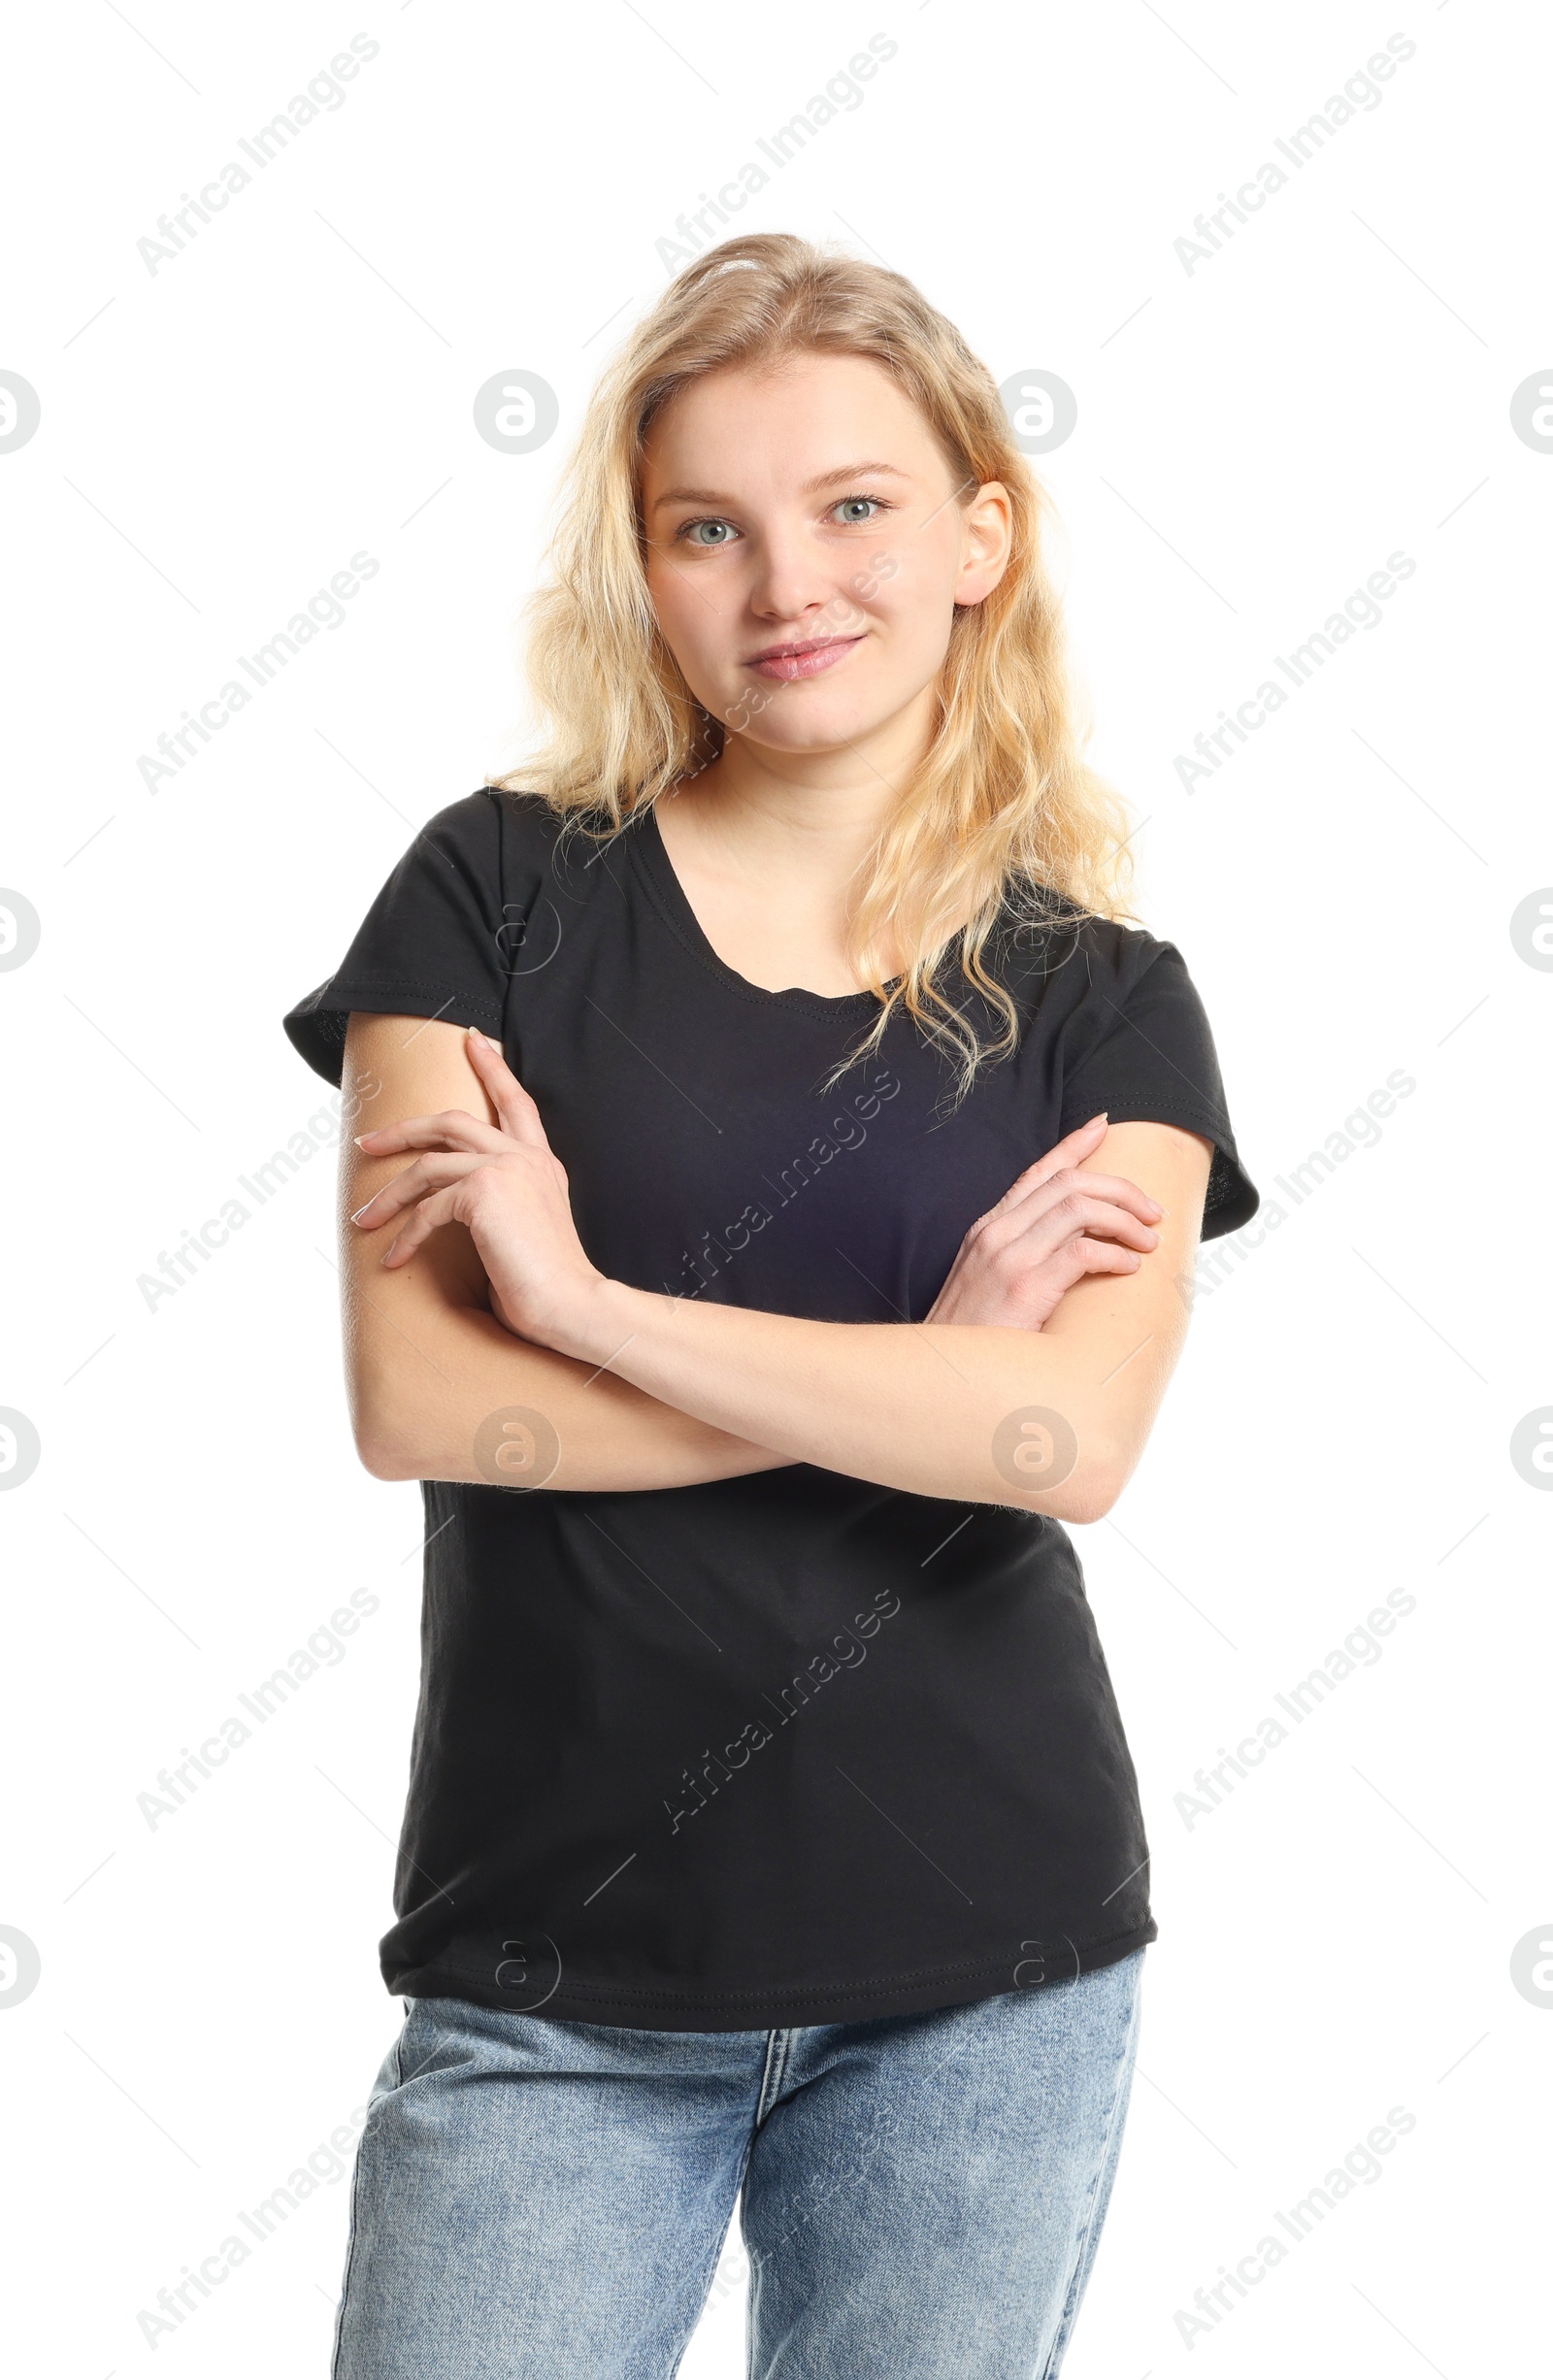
xmin=555 ymin=1279 xmax=1172 ymax=1520
xmin=340 ymin=1011 xmax=791 ymax=1492
xmin=345 ymin=1017 xmax=1203 ymax=1505
xmin=352 ymin=1289 xmax=795 ymax=1491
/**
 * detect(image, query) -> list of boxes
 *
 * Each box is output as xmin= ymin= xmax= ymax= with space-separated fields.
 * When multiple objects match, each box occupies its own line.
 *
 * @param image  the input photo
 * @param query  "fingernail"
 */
xmin=1088 ymin=1112 xmax=1107 ymax=1126
xmin=352 ymin=1134 xmax=371 ymax=1147
xmin=349 ymin=1204 xmax=371 ymax=1224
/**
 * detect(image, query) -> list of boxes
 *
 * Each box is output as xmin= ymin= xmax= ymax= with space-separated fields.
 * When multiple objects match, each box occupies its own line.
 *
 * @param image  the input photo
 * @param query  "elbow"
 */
xmin=350 ymin=1397 xmax=422 ymax=1484
xmin=984 ymin=1438 xmax=1129 ymax=1526
xmin=347 ymin=1340 xmax=432 ymax=1480
xmin=1054 ymin=1434 xmax=1140 ymax=1524
xmin=1042 ymin=1468 xmax=1123 ymax=1526
xmin=354 ymin=1428 xmax=418 ymax=1484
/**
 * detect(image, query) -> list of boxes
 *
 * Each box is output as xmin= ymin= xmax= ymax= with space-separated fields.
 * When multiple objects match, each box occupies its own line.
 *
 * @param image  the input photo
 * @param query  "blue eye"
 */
xmin=673 ymin=495 xmax=890 ymax=545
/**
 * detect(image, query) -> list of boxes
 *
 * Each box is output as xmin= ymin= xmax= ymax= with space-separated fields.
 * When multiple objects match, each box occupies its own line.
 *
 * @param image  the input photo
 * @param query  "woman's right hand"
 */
xmin=924 ymin=1116 xmax=1165 ymax=1332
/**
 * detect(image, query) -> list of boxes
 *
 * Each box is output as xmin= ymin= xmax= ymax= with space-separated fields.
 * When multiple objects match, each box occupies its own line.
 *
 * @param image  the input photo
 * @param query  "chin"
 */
xmin=747 ymin=712 xmax=889 ymax=756
xmin=745 ymin=683 xmax=906 ymax=747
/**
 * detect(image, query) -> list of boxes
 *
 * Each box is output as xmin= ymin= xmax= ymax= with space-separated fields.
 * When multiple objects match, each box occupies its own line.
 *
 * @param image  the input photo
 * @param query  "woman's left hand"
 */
xmin=349 ymin=1029 xmax=605 ymax=1353
xmin=925 ymin=1116 xmax=1164 ymax=1331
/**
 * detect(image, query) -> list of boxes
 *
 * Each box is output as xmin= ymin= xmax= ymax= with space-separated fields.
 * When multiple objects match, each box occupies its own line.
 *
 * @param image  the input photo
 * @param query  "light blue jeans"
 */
xmin=332 ymin=1949 xmax=1145 ymax=2378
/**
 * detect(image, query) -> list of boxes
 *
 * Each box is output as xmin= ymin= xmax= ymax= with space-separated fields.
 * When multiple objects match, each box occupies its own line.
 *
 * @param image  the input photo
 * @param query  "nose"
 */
xmin=744 ymin=520 xmax=851 ymax=633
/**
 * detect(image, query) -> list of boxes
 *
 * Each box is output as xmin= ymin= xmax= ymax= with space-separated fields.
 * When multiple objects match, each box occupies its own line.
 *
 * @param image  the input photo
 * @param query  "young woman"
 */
xmin=285 ymin=233 xmax=1258 ymax=2378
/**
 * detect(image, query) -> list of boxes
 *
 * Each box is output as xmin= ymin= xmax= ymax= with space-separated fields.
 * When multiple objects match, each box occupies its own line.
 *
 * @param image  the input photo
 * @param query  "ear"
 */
xmin=955 ymin=480 xmax=1013 ymax=607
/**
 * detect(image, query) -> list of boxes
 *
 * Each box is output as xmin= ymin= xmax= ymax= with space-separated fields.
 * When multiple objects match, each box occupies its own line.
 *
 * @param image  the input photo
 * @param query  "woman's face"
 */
xmin=641 ymin=351 xmax=1010 ymax=759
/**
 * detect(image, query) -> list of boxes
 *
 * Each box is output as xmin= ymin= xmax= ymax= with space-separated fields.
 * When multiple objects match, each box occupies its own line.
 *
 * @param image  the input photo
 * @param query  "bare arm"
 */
xmin=354 ymin=1028 xmax=1214 ymax=1522
xmin=339 ymin=1012 xmax=795 ymax=1490
xmin=542 ymin=1119 xmax=1211 ymax=1522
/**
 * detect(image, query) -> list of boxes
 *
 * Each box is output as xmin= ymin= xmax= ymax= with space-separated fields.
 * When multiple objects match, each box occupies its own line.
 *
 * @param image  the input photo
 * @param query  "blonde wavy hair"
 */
xmin=489 ymin=231 xmax=1138 ymax=1099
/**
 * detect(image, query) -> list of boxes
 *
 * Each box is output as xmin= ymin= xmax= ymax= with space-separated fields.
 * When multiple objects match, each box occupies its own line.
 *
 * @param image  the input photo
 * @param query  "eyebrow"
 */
xmin=648 ymin=461 xmax=911 ymax=512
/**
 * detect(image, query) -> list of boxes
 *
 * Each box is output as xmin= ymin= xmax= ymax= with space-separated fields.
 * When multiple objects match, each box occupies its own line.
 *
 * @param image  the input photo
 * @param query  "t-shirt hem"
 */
xmin=382 ymin=1916 xmax=1158 ymax=2033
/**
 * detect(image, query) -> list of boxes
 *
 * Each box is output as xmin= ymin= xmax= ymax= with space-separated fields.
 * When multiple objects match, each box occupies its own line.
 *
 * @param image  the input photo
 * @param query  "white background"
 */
xmin=2 ymin=1 xmax=1547 ymax=2371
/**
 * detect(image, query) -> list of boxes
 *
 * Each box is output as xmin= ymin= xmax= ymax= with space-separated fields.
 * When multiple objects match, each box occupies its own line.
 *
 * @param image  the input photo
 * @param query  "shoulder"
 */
xmin=280 ymin=788 xmax=572 ymax=1087
xmin=380 ymin=786 xmax=627 ymax=928
xmin=991 ymin=886 xmax=1183 ymax=1021
xmin=416 ymin=784 xmax=567 ymax=875
xmin=459 ymin=783 xmax=634 ymax=905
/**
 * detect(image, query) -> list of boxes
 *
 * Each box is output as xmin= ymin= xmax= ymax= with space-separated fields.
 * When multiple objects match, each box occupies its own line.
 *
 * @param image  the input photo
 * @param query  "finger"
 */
xmin=1025 ymin=1238 xmax=1143 ymax=1312
xmin=1002 ymin=1193 xmax=1162 ymax=1261
xmin=1062 ymin=1234 xmax=1144 ymax=1277
xmin=380 ymin=1184 xmax=464 ymax=1268
xmin=993 ymin=1233 xmax=1146 ymax=1330
xmin=350 ymin=1152 xmax=489 ymax=1229
xmin=465 ymin=1030 xmax=552 ymax=1147
xmin=1058 ymin=1167 xmax=1166 ymax=1222
xmin=992 ymin=1154 xmax=1165 ymax=1230
xmin=1034 ymin=1116 xmax=1111 ymax=1173
xmin=974 ymin=1118 xmax=1110 ymax=1224
xmin=355 ymin=1109 xmax=511 ymax=1158
xmin=971 ymin=1179 xmax=1161 ymax=1261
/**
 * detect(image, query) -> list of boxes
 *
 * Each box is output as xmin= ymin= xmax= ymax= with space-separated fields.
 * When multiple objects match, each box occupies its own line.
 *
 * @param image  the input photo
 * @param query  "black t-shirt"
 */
xmin=283 ymin=788 xmax=1258 ymax=2029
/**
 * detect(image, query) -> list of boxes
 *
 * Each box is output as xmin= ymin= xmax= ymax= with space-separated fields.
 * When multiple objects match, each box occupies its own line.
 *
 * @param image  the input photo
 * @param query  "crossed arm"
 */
xmin=338 ymin=1011 xmax=1213 ymax=1522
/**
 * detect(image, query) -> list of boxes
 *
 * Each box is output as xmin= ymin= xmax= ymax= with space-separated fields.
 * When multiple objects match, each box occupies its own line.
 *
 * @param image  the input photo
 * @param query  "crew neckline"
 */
xmin=629 ymin=800 xmax=896 ymax=1015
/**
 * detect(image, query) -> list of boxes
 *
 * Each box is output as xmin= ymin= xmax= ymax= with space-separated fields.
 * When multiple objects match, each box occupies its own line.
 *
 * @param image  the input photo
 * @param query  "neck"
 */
xmin=667 ymin=689 xmax=937 ymax=890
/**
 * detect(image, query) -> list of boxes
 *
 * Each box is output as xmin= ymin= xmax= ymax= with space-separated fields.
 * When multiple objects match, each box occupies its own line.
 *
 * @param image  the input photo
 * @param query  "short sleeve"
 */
xmin=1057 ymin=929 xmax=1259 ymax=1242
xmin=282 ymin=791 xmax=515 ymax=1086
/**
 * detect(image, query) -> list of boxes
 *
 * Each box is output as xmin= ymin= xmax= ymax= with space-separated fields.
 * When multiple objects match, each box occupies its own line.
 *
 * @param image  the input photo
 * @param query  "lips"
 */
xmin=746 ymin=635 xmax=865 ymax=682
